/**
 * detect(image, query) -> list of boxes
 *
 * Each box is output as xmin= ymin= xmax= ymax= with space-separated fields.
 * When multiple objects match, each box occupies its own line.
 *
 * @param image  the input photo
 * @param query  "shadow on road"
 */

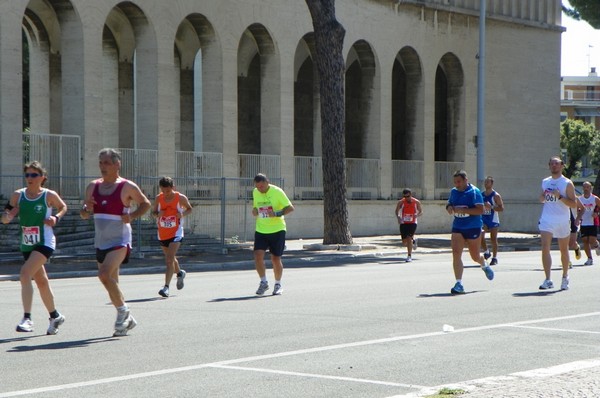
xmin=208 ymin=295 xmax=271 ymax=302
xmin=6 ymin=336 xmax=116 ymax=352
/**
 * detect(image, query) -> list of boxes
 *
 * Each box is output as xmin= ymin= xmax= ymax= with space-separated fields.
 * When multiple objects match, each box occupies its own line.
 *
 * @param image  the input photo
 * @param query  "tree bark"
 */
xmin=305 ymin=0 xmax=352 ymax=245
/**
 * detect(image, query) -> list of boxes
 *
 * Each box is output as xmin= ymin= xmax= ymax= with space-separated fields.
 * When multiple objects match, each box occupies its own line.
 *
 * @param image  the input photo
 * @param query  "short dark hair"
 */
xmin=402 ymin=188 xmax=412 ymax=195
xmin=159 ymin=176 xmax=174 ymax=188
xmin=548 ymin=156 xmax=564 ymax=165
xmin=254 ymin=173 xmax=269 ymax=183
xmin=453 ymin=170 xmax=468 ymax=179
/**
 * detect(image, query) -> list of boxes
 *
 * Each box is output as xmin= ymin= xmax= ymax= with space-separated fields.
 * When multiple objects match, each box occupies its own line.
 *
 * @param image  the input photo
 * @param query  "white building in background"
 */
xmin=0 ymin=0 xmax=563 ymax=236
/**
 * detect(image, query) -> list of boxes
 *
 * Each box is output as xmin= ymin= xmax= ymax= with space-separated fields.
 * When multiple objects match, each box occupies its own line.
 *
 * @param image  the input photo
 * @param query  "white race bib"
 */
xmin=159 ymin=215 xmax=177 ymax=228
xmin=22 ymin=226 xmax=40 ymax=246
xmin=258 ymin=206 xmax=273 ymax=218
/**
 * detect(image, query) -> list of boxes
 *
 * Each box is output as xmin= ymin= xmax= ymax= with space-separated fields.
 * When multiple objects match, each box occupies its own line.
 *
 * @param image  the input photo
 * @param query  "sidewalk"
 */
xmin=0 ymin=232 xmax=541 ymax=281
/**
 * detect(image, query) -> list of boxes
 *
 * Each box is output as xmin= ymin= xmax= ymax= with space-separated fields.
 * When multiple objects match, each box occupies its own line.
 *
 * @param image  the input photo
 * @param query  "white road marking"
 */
xmin=509 ymin=324 xmax=600 ymax=334
xmin=2 ymin=311 xmax=600 ymax=397
xmin=210 ymin=364 xmax=427 ymax=389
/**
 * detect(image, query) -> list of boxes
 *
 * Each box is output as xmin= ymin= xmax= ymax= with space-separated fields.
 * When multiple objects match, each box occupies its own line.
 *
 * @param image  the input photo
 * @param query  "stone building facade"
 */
xmin=0 ymin=0 xmax=563 ymax=235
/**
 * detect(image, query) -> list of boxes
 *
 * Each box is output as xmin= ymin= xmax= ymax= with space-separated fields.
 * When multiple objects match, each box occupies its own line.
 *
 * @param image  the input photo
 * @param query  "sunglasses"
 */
xmin=24 ymin=173 xmax=41 ymax=178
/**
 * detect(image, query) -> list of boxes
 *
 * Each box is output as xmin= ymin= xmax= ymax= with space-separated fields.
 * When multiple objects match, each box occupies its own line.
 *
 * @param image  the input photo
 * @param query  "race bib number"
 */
xmin=159 ymin=215 xmax=177 ymax=228
xmin=544 ymin=189 xmax=559 ymax=202
xmin=483 ymin=205 xmax=492 ymax=215
xmin=403 ymin=214 xmax=414 ymax=222
xmin=258 ymin=206 xmax=273 ymax=218
xmin=22 ymin=226 xmax=40 ymax=246
xmin=453 ymin=206 xmax=469 ymax=218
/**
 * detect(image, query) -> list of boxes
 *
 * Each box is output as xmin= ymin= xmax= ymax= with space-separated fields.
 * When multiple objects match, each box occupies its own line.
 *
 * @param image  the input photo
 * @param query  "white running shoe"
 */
xmin=158 ymin=286 xmax=169 ymax=297
xmin=539 ymin=279 xmax=554 ymax=290
xmin=584 ymin=258 xmax=594 ymax=266
xmin=406 ymin=256 xmax=412 ymax=263
xmin=113 ymin=312 xmax=137 ymax=337
xmin=561 ymin=276 xmax=570 ymax=291
xmin=16 ymin=318 xmax=34 ymax=333
xmin=46 ymin=314 xmax=65 ymax=335
xmin=272 ymin=283 xmax=283 ymax=295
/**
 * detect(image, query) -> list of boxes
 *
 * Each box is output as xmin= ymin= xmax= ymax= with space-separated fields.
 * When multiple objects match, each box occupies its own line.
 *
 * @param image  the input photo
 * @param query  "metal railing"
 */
xmin=294 ymin=156 xmax=323 ymax=200
xmin=175 ymin=151 xmax=223 ymax=178
xmin=0 ymin=175 xmax=274 ymax=255
xmin=23 ymin=133 xmax=82 ymax=197
xmin=238 ymin=154 xmax=281 ymax=179
xmin=435 ymin=161 xmax=464 ymax=191
xmin=293 ymin=156 xmax=382 ymax=200
xmin=561 ymin=89 xmax=600 ymax=102
xmin=392 ymin=160 xmax=424 ymax=190
xmin=346 ymin=158 xmax=380 ymax=199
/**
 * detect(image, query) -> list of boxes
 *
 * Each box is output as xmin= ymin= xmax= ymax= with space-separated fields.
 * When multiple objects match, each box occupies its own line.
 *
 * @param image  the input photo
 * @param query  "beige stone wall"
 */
xmin=0 ymin=0 xmax=562 ymax=233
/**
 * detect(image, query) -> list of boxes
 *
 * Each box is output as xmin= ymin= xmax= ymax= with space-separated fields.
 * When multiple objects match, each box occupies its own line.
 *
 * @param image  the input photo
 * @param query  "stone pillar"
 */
xmin=379 ymin=62 xmax=392 ymax=200
xmin=222 ymin=47 xmax=239 ymax=178
xmin=279 ymin=48 xmax=294 ymax=190
xmin=0 ymin=2 xmax=25 ymax=188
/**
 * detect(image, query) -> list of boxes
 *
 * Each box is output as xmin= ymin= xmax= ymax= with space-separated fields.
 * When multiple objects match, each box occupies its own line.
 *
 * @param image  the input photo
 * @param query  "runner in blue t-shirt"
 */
xmin=445 ymin=170 xmax=494 ymax=294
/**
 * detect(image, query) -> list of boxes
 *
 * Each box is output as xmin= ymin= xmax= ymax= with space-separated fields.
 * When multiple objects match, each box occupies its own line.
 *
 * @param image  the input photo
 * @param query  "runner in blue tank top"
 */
xmin=480 ymin=176 xmax=504 ymax=266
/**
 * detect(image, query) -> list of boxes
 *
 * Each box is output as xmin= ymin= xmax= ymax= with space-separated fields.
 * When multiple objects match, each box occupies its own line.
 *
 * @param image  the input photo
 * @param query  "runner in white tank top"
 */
xmin=576 ymin=181 xmax=600 ymax=265
xmin=537 ymin=157 xmax=578 ymax=291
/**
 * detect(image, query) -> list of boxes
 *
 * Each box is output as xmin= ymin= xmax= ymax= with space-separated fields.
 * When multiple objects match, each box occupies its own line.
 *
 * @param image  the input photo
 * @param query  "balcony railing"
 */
xmin=435 ymin=161 xmax=464 ymax=199
xmin=562 ymin=90 xmax=600 ymax=102
xmin=392 ymin=160 xmax=424 ymax=198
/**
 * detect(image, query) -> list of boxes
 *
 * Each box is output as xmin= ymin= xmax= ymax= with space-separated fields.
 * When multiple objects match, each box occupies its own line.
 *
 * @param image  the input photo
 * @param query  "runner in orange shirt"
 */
xmin=151 ymin=176 xmax=193 ymax=298
xmin=394 ymin=189 xmax=423 ymax=262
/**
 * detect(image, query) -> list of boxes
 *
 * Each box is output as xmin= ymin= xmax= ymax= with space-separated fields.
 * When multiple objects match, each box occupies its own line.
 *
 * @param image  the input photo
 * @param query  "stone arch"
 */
xmin=237 ymin=23 xmax=280 ymax=159
xmin=22 ymin=0 xmax=83 ymax=139
xmin=174 ymin=13 xmax=222 ymax=153
xmin=345 ymin=39 xmax=379 ymax=159
xmin=103 ymin=2 xmax=158 ymax=150
xmin=435 ymin=52 xmax=464 ymax=162
xmin=293 ymin=33 xmax=319 ymax=157
xmin=392 ymin=46 xmax=423 ymax=161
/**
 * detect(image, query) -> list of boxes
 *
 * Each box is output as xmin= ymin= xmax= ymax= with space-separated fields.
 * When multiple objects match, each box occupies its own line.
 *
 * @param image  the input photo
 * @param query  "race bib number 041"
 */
xmin=22 ymin=226 xmax=40 ymax=246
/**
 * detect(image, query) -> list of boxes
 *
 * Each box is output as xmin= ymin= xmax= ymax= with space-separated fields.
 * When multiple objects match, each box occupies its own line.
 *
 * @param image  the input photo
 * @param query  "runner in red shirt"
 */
xmin=394 ymin=189 xmax=423 ymax=262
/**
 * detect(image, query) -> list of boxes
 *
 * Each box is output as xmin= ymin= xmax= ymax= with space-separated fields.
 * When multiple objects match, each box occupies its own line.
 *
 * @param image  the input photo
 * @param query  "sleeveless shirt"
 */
xmin=157 ymin=192 xmax=184 ymax=241
xmin=18 ymin=189 xmax=55 ymax=252
xmin=92 ymin=180 xmax=132 ymax=250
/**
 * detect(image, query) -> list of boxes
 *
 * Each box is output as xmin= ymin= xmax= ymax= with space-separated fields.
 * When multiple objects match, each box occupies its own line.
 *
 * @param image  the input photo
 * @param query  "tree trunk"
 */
xmin=305 ymin=0 xmax=352 ymax=244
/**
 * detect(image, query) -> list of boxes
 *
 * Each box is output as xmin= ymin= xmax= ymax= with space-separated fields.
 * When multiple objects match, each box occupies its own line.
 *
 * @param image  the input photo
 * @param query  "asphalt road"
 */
xmin=1 ymin=250 xmax=599 ymax=397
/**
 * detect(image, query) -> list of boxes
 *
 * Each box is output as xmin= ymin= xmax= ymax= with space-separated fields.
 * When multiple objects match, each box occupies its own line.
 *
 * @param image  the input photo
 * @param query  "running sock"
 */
xmin=49 ymin=310 xmax=60 ymax=319
xmin=260 ymin=276 xmax=267 ymax=282
xmin=275 ymin=280 xmax=281 ymax=285
xmin=24 ymin=312 xmax=32 ymax=320
xmin=117 ymin=305 xmax=128 ymax=312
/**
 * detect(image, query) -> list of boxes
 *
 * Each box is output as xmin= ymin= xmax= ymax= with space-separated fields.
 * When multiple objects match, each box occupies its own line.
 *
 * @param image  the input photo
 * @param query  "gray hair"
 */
xmin=98 ymin=148 xmax=122 ymax=164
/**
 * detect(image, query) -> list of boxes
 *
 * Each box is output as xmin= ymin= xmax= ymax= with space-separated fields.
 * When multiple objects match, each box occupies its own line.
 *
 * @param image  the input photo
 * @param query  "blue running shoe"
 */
xmin=450 ymin=282 xmax=465 ymax=295
xmin=482 ymin=265 xmax=494 ymax=280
